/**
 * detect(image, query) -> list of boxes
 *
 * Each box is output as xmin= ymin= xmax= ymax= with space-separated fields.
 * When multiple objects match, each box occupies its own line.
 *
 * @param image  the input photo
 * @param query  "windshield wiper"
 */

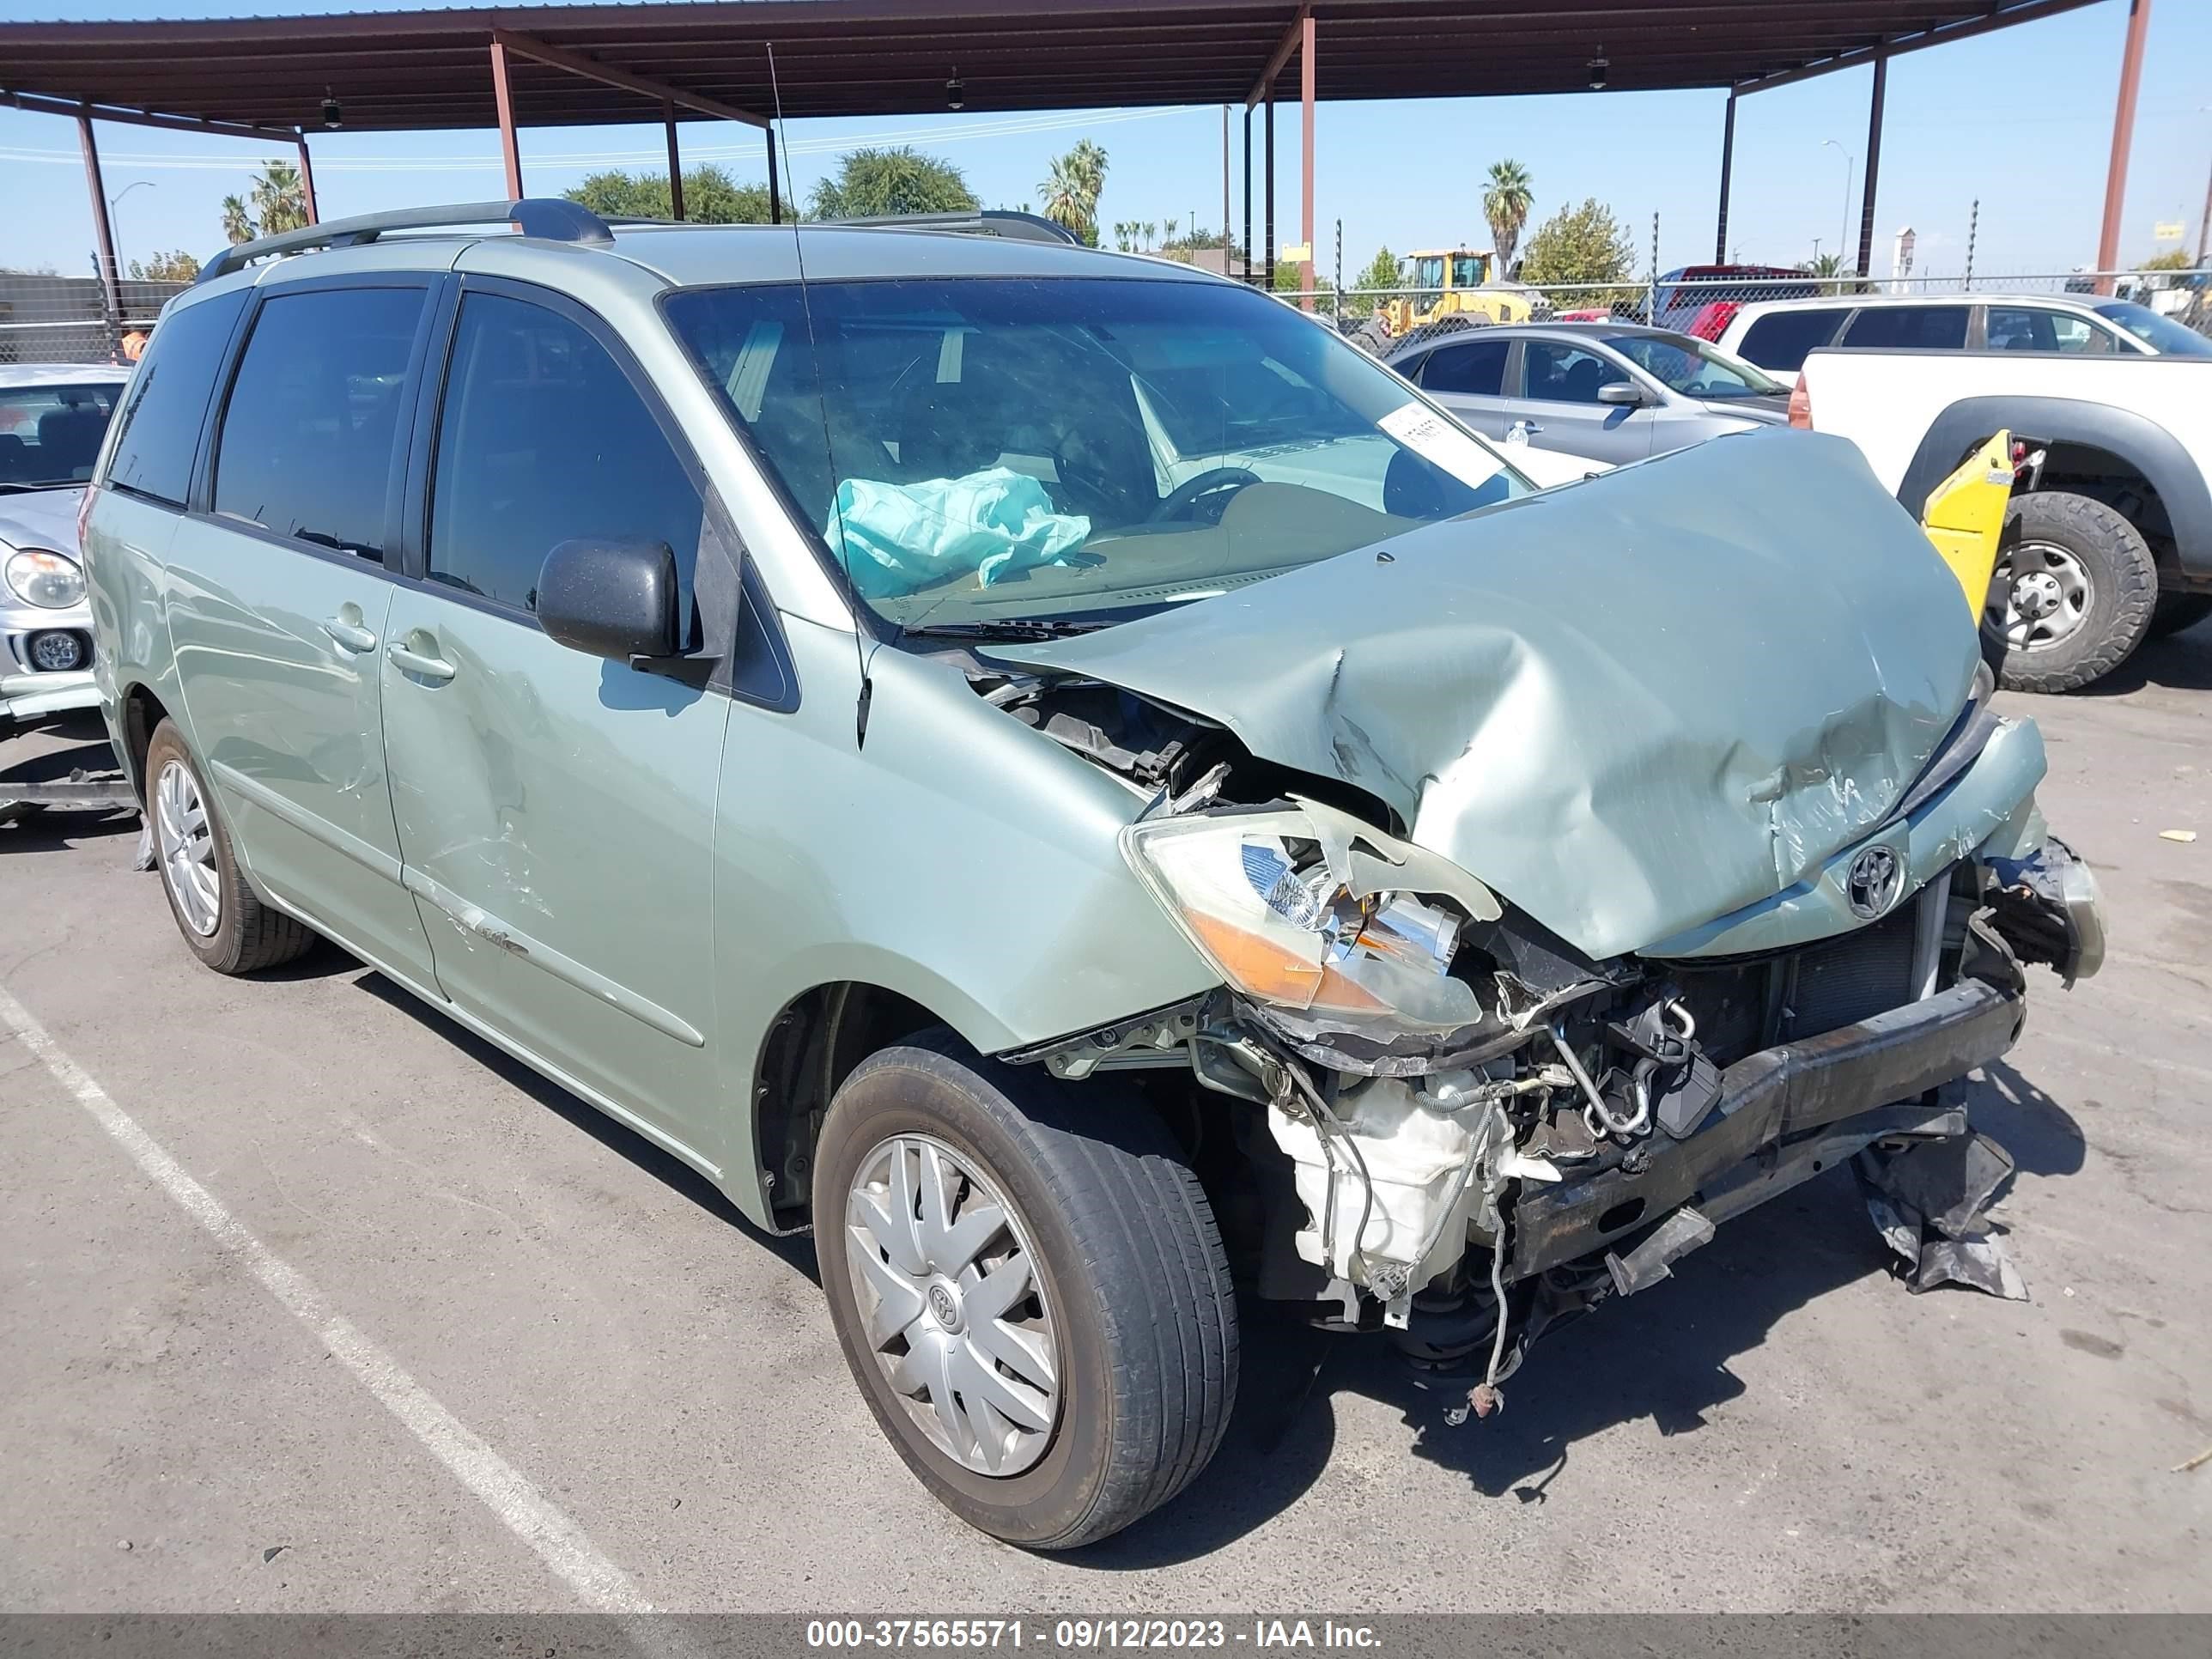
xmin=898 ymin=618 xmax=1111 ymax=642
xmin=0 ymin=479 xmax=79 ymax=495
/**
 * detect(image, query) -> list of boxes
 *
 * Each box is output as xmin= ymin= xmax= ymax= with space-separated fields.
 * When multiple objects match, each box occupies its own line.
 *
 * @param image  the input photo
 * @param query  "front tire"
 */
xmin=144 ymin=719 xmax=314 ymax=974
xmin=815 ymin=1033 xmax=1237 ymax=1550
xmin=1980 ymin=491 xmax=2157 ymax=693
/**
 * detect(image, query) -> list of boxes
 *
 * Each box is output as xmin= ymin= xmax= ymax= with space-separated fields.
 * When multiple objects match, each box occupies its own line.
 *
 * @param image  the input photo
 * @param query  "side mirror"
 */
xmin=1595 ymin=381 xmax=1647 ymax=407
xmin=538 ymin=538 xmax=681 ymax=663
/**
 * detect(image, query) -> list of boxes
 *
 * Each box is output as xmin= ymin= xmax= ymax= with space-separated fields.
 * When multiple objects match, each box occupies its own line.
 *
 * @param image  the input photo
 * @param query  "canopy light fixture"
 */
xmin=946 ymin=70 xmax=965 ymax=111
xmin=1587 ymin=47 xmax=1609 ymax=91
xmin=320 ymin=87 xmax=343 ymax=128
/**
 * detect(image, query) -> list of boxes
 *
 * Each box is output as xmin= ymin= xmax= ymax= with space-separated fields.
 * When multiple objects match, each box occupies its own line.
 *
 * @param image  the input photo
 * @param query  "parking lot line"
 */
xmin=0 ymin=981 xmax=653 ymax=1617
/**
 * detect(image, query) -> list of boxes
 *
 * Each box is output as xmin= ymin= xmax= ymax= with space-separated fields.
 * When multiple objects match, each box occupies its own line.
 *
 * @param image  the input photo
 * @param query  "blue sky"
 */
xmin=3 ymin=0 xmax=2209 ymax=282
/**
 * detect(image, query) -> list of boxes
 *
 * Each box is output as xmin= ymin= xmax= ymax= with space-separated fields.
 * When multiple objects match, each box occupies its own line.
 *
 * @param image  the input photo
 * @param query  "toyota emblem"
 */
xmin=1845 ymin=845 xmax=1905 ymax=920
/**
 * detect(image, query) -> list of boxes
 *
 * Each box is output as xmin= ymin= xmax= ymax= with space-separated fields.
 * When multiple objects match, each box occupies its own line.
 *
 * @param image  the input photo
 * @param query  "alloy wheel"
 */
xmin=842 ymin=1133 xmax=1061 ymax=1477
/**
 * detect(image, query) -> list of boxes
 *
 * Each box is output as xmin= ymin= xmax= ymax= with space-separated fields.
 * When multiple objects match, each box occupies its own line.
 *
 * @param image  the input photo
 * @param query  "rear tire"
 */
xmin=1979 ymin=491 xmax=2156 ymax=693
xmin=144 ymin=719 xmax=314 ymax=975
xmin=814 ymin=1031 xmax=1237 ymax=1550
xmin=2148 ymin=592 xmax=2212 ymax=641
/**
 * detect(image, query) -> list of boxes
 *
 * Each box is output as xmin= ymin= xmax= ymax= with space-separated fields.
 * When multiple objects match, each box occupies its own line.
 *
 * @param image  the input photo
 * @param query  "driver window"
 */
xmin=1522 ymin=342 xmax=1629 ymax=404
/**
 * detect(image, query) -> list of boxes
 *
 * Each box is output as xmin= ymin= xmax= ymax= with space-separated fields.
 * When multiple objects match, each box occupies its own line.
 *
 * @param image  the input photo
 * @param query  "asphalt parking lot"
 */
xmin=3 ymin=626 xmax=2209 ymax=1615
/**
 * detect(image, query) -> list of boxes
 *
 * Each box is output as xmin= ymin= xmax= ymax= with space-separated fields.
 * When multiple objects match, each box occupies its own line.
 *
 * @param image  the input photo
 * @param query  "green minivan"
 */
xmin=86 ymin=202 xmax=2101 ymax=1548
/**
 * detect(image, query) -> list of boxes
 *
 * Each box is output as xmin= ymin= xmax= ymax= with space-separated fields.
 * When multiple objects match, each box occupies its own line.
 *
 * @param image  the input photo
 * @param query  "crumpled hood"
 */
xmin=992 ymin=430 xmax=1980 ymax=960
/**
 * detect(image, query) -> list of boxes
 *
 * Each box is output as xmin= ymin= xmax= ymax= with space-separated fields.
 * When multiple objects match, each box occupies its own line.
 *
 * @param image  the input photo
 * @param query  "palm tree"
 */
xmin=249 ymin=161 xmax=311 ymax=236
xmin=1141 ymin=220 xmax=1158 ymax=251
xmin=1162 ymin=216 xmax=1179 ymax=248
xmin=1482 ymin=158 xmax=1534 ymax=276
xmin=1039 ymin=154 xmax=1088 ymax=239
xmin=220 ymin=194 xmax=255 ymax=245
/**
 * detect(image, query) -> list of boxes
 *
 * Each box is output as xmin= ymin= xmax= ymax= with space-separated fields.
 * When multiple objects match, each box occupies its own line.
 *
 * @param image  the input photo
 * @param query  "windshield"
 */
xmin=1450 ymin=253 xmax=1486 ymax=289
xmin=2092 ymin=301 xmax=2212 ymax=357
xmin=1601 ymin=331 xmax=1784 ymax=398
xmin=0 ymin=380 xmax=123 ymax=489
xmin=665 ymin=276 xmax=1531 ymax=632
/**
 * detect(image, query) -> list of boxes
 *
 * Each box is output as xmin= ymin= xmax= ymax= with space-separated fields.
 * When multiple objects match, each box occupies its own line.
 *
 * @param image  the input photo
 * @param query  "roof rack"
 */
xmin=196 ymin=198 xmax=653 ymax=285
xmin=818 ymin=210 xmax=1079 ymax=246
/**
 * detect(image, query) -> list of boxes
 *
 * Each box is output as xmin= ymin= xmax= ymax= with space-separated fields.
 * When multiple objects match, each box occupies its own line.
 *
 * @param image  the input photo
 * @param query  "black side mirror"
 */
xmin=538 ymin=538 xmax=681 ymax=663
xmin=1595 ymin=381 xmax=1646 ymax=407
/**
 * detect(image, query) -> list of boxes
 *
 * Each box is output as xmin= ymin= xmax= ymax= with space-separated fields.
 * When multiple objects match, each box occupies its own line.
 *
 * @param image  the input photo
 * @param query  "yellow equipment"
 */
xmin=1378 ymin=248 xmax=1535 ymax=337
xmin=1918 ymin=429 xmax=2014 ymax=618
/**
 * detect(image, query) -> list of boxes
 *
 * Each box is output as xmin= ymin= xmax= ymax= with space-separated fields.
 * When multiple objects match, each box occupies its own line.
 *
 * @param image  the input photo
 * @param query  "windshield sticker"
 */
xmin=1379 ymin=402 xmax=1504 ymax=487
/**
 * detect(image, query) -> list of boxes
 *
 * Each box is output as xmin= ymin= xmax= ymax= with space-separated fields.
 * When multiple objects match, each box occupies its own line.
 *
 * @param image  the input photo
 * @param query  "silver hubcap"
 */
xmin=1988 ymin=539 xmax=2093 ymax=653
xmin=153 ymin=758 xmax=220 ymax=938
xmin=844 ymin=1134 xmax=1060 ymax=1477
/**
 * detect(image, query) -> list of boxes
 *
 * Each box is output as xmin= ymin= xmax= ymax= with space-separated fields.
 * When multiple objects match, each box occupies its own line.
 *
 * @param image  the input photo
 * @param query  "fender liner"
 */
xmin=1894 ymin=394 xmax=2212 ymax=585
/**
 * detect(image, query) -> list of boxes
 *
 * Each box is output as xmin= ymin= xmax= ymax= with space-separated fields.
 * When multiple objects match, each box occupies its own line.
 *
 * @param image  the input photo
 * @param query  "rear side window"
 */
xmin=1419 ymin=340 xmax=1508 ymax=395
xmin=427 ymin=292 xmax=703 ymax=622
xmin=1838 ymin=306 xmax=1968 ymax=350
xmin=212 ymin=287 xmax=427 ymax=558
xmin=1735 ymin=307 xmax=1846 ymax=371
xmin=103 ymin=290 xmax=245 ymax=506
xmin=1985 ymin=307 xmax=2113 ymax=354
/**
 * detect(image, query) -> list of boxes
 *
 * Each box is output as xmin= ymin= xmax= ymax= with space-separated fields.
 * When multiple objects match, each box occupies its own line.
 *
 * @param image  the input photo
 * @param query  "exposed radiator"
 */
xmin=1787 ymin=907 xmax=1920 ymax=1038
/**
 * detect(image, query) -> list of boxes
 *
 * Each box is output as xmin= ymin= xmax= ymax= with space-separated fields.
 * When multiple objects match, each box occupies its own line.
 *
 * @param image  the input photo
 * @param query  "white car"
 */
xmin=1718 ymin=291 xmax=2212 ymax=375
xmin=1795 ymin=346 xmax=2212 ymax=690
xmin=1 ymin=364 xmax=130 ymax=724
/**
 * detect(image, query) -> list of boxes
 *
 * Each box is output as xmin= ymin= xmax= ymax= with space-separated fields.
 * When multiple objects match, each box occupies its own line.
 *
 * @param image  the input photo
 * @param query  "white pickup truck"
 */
xmin=1796 ymin=349 xmax=2212 ymax=690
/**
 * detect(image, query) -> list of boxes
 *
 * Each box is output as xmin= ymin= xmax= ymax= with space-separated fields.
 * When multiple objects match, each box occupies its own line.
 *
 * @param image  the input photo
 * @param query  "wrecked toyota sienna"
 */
xmin=84 ymin=204 xmax=2102 ymax=1550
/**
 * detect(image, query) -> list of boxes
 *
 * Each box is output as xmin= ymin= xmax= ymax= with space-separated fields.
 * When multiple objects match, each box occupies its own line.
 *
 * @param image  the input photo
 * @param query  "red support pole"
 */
xmin=1855 ymin=51 xmax=1886 ymax=278
xmin=295 ymin=131 xmax=319 ymax=225
xmin=2095 ymin=0 xmax=2154 ymax=293
xmin=489 ymin=38 xmax=523 ymax=199
xmin=76 ymin=106 xmax=122 ymax=357
xmin=665 ymin=101 xmax=684 ymax=220
xmin=1299 ymin=11 xmax=1316 ymax=311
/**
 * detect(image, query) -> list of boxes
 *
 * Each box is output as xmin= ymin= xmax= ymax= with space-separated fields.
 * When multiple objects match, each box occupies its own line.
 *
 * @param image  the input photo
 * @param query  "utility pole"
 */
xmin=1334 ymin=217 xmax=1343 ymax=325
xmin=1221 ymin=106 xmax=1231 ymax=270
xmin=1965 ymin=199 xmax=1980 ymax=290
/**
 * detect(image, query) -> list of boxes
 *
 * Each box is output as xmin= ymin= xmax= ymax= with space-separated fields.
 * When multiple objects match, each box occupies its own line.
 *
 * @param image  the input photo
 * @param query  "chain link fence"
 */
xmin=0 ymin=273 xmax=187 ymax=367
xmin=1286 ymin=269 xmax=2211 ymax=352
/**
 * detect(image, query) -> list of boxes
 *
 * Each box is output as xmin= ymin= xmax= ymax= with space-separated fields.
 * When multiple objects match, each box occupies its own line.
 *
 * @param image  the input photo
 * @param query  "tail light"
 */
xmin=1787 ymin=374 xmax=1813 ymax=429
xmin=1686 ymin=301 xmax=1739 ymax=342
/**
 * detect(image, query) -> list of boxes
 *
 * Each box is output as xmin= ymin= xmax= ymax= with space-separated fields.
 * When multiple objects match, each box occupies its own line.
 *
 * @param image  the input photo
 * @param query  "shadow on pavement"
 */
xmin=2070 ymin=614 xmax=2212 ymax=696
xmin=340 ymin=950 xmax=2087 ymax=1568
xmin=348 ymin=969 xmax=822 ymax=1285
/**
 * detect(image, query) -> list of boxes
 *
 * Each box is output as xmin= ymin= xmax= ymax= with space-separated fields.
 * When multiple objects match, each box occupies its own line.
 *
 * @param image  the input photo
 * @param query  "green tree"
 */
xmin=1038 ymin=140 xmax=1108 ymax=244
xmin=2140 ymin=247 xmax=2194 ymax=271
xmin=1341 ymin=245 xmax=1402 ymax=317
xmin=1518 ymin=197 xmax=1638 ymax=306
xmin=249 ymin=161 xmax=311 ymax=237
xmin=128 ymin=249 xmax=201 ymax=282
xmin=566 ymin=164 xmax=791 ymax=223
xmin=220 ymin=194 xmax=255 ymax=246
xmin=1481 ymin=159 xmax=1534 ymax=275
xmin=808 ymin=147 xmax=979 ymax=219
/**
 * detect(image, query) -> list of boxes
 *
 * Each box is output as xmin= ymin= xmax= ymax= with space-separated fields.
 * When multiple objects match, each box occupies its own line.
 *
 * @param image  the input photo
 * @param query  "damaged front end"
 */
xmin=1011 ymin=741 xmax=2101 ymax=1418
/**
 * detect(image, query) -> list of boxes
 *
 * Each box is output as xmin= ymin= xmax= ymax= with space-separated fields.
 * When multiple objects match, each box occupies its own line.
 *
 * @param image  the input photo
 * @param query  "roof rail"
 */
xmin=196 ymin=198 xmax=655 ymax=285
xmin=818 ymin=209 xmax=1079 ymax=246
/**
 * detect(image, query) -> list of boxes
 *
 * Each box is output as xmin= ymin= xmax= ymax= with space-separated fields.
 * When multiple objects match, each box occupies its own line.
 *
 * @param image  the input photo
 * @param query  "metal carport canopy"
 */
xmin=0 ymin=1 xmax=2103 ymax=131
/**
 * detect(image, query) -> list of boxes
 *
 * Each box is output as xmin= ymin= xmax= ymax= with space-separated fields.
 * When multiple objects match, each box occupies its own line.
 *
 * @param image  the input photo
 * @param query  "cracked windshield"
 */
xmin=665 ymin=276 xmax=1529 ymax=633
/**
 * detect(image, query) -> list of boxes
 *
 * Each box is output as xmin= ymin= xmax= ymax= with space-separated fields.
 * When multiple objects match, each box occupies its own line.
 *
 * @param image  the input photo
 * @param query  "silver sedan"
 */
xmin=1385 ymin=321 xmax=1789 ymax=466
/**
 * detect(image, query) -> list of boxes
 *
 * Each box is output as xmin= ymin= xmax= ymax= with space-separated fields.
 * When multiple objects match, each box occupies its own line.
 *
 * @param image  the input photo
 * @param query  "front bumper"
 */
xmin=2 ymin=666 xmax=98 ymax=720
xmin=1507 ymin=975 xmax=2026 ymax=1280
xmin=2 ymin=601 xmax=97 ymax=720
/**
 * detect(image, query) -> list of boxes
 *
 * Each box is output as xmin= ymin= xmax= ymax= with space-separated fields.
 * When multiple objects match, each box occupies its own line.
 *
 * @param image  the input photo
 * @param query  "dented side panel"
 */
xmin=994 ymin=430 xmax=1980 ymax=962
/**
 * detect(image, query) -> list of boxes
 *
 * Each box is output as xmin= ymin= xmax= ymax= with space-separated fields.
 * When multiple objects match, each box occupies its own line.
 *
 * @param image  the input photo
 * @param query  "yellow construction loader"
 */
xmin=1373 ymin=249 xmax=1539 ymax=345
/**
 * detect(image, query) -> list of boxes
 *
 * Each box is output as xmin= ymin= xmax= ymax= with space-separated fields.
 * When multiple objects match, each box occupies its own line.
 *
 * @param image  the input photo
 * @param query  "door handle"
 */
xmin=386 ymin=640 xmax=457 ymax=683
xmin=319 ymin=617 xmax=379 ymax=653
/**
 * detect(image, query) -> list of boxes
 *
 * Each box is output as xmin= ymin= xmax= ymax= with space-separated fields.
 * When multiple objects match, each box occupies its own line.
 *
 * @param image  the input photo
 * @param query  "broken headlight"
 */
xmin=1121 ymin=805 xmax=1485 ymax=1034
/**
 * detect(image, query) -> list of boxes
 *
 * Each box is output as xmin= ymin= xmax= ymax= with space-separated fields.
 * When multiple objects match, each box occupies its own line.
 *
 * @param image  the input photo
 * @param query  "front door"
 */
xmin=380 ymin=283 xmax=731 ymax=1163
xmin=167 ymin=277 xmax=440 ymax=988
xmin=1515 ymin=339 xmax=1656 ymax=465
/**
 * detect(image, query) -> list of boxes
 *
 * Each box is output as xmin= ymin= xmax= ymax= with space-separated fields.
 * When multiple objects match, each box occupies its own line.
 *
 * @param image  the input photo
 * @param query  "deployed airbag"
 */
xmin=823 ymin=466 xmax=1091 ymax=597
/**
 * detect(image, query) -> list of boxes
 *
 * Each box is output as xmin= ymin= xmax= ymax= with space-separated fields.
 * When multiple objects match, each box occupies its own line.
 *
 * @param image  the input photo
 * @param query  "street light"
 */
xmin=106 ymin=179 xmax=155 ymax=276
xmin=1821 ymin=138 xmax=1855 ymax=269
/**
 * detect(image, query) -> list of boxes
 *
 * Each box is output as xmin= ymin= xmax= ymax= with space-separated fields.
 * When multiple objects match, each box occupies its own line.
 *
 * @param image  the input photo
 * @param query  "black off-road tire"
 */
xmin=2148 ymin=592 xmax=2212 ymax=641
xmin=143 ymin=719 xmax=315 ymax=975
xmin=814 ymin=1030 xmax=1237 ymax=1550
xmin=1981 ymin=491 xmax=2157 ymax=694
